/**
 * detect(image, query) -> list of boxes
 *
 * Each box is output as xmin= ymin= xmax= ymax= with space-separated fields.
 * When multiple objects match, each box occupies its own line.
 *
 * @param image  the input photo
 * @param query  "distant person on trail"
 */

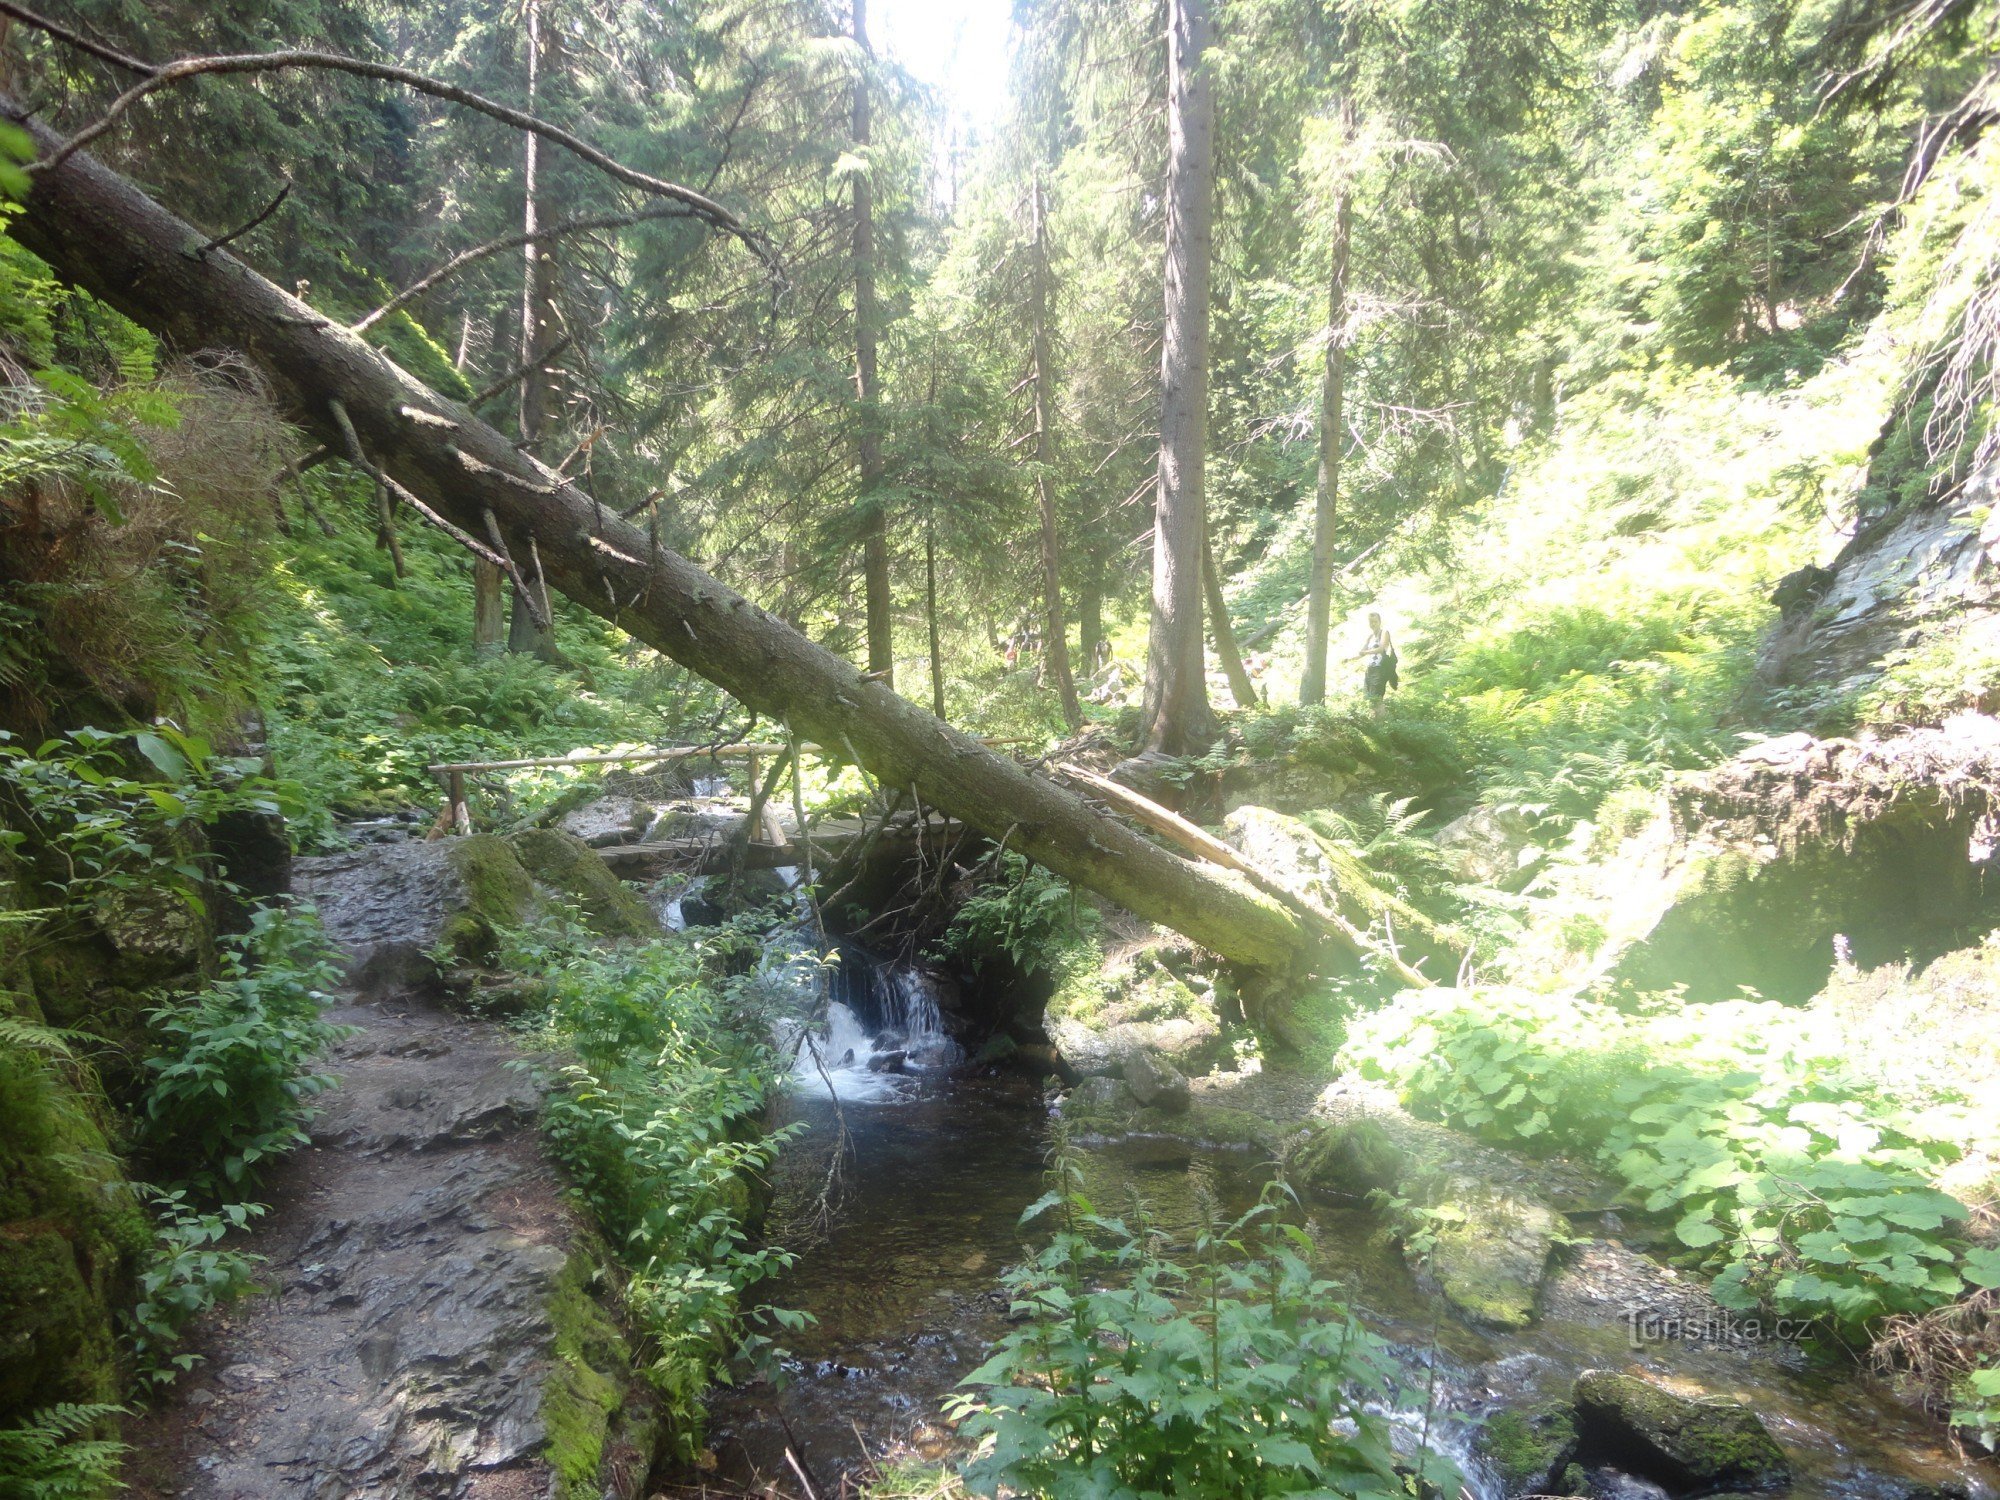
xmin=1353 ymin=610 xmax=1399 ymax=709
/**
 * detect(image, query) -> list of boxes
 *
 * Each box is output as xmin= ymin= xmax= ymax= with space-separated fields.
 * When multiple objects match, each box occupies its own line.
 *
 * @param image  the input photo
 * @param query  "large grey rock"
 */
xmin=1752 ymin=472 xmax=2000 ymax=716
xmin=295 ymin=841 xmax=466 ymax=986
xmin=1219 ymin=757 xmax=1355 ymax=816
xmin=1043 ymin=949 xmax=1228 ymax=1079
xmin=1122 ymin=1050 xmax=1190 ymax=1112
xmin=1610 ymin=716 xmax=2000 ymax=1001
xmin=558 ymin=794 xmax=651 ymax=847
xmin=1434 ymin=804 xmax=1543 ymax=890
xmin=1421 ymin=1175 xmax=1562 ymax=1330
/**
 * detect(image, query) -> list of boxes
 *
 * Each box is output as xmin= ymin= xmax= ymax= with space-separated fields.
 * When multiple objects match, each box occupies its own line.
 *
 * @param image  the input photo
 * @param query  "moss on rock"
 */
xmin=1572 ymin=1370 xmax=1790 ymax=1492
xmin=1475 ymin=1402 xmax=1582 ymax=1497
xmin=0 ymin=1016 xmax=150 ymax=1422
xmin=1420 ymin=1175 xmax=1562 ymax=1331
xmin=544 ymin=1246 xmax=656 ymax=1500
xmin=441 ymin=834 xmax=543 ymax=963
xmin=1044 ymin=943 xmax=1228 ymax=1078
xmin=507 ymin=829 xmax=659 ymax=940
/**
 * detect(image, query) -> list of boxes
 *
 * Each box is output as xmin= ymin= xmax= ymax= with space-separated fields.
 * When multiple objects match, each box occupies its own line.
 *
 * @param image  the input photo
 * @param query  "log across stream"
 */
xmin=690 ymin=941 xmax=1994 ymax=1500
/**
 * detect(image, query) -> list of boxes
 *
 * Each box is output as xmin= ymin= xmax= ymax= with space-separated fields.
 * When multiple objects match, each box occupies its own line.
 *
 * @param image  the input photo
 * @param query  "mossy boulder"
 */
xmin=1572 ymin=1371 xmax=1790 ymax=1494
xmin=507 ymin=830 xmax=660 ymax=940
xmin=1476 ymin=1402 xmax=1582 ymax=1497
xmin=544 ymin=1244 xmax=658 ymax=1499
xmin=1420 ymin=1175 xmax=1562 ymax=1331
xmin=1294 ymin=1117 xmax=1409 ymax=1203
xmin=440 ymin=834 xmax=543 ymax=964
xmin=93 ymin=878 xmax=213 ymax=988
xmin=1059 ymin=1074 xmax=1140 ymax=1132
xmin=1044 ymin=946 xmax=1227 ymax=1079
xmin=1613 ymin=721 xmax=2000 ymax=1002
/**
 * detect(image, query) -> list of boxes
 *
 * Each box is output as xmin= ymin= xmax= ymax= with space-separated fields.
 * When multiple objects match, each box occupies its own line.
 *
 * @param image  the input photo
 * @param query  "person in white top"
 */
xmin=1353 ymin=610 xmax=1399 ymax=709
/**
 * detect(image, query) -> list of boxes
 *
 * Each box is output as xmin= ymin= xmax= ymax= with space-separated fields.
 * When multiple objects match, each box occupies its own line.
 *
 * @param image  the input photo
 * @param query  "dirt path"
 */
xmin=124 ymin=845 xmax=653 ymax=1500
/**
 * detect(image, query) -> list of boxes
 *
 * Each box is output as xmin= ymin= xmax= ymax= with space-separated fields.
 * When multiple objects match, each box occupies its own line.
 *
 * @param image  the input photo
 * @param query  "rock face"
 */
xmin=1219 ymin=757 xmax=1356 ymax=816
xmin=133 ymin=991 xmax=658 ymax=1499
xmin=1572 ymin=1371 xmax=1791 ymax=1495
xmin=1750 ymin=475 xmax=2000 ymax=718
xmin=1612 ymin=716 xmax=2000 ymax=1000
xmin=296 ymin=830 xmax=659 ymax=985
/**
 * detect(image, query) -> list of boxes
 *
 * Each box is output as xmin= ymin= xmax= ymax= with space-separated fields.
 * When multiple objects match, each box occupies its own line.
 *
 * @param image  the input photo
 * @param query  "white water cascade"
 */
xmin=780 ymin=942 xmax=964 ymax=1103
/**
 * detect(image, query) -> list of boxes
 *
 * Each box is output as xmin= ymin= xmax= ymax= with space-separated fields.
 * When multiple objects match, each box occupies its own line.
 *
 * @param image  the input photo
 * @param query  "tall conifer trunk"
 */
xmin=1030 ymin=171 xmax=1082 ymax=729
xmin=852 ymin=0 xmax=892 ymax=684
xmin=508 ymin=0 xmax=561 ymax=661
xmin=1300 ymin=103 xmax=1353 ymax=707
xmin=1141 ymin=0 xmax=1216 ymax=754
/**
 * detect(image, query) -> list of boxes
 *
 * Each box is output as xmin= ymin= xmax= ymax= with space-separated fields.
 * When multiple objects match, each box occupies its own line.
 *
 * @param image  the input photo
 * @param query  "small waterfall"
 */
xmin=783 ymin=941 xmax=963 ymax=1103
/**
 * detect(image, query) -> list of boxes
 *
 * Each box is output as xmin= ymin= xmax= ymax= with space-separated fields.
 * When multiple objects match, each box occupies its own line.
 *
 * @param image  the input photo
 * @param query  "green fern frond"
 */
xmin=0 ymin=1011 xmax=81 ymax=1059
xmin=0 ymin=1402 xmax=128 ymax=1500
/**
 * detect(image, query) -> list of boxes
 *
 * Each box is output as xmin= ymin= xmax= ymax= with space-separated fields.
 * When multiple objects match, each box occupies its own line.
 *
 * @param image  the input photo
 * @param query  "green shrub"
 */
xmin=945 ymin=1143 xmax=1455 ymax=1499
xmin=520 ymin=927 xmax=801 ymax=1451
xmin=1345 ymin=990 xmax=2000 ymax=1344
xmin=140 ymin=905 xmax=345 ymax=1195
xmin=0 ymin=1402 xmax=127 ymax=1500
xmin=1956 ymin=1356 xmax=2000 ymax=1452
xmin=935 ymin=852 xmax=1095 ymax=977
xmin=0 ymin=725 xmax=292 ymax=926
xmin=126 ymin=1193 xmax=266 ymax=1389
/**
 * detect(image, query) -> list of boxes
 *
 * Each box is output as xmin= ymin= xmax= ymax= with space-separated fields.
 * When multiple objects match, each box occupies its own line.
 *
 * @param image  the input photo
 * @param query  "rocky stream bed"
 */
xmin=106 ymin=788 xmax=2000 ymax=1500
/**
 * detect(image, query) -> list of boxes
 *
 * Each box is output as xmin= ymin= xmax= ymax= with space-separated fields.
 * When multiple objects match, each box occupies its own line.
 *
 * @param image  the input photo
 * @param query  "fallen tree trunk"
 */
xmin=1055 ymin=762 xmax=1433 ymax=988
xmin=2 ymin=100 xmax=1310 ymax=974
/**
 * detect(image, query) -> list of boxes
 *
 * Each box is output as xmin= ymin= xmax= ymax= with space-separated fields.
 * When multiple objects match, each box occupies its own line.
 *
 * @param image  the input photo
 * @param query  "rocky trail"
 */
xmin=122 ymin=843 xmax=653 ymax=1500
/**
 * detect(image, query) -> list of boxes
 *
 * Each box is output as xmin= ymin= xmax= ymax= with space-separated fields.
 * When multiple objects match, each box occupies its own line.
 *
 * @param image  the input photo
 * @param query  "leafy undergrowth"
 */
xmin=1345 ymin=987 xmax=2000 ymax=1434
xmin=261 ymin=505 xmax=736 ymax=849
xmin=945 ymin=1136 xmax=1458 ymax=1500
xmin=505 ymin=917 xmax=802 ymax=1456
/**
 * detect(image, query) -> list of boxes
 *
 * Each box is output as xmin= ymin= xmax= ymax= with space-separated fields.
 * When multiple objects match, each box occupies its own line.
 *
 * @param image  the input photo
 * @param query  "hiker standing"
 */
xmin=1353 ymin=610 xmax=1399 ymax=709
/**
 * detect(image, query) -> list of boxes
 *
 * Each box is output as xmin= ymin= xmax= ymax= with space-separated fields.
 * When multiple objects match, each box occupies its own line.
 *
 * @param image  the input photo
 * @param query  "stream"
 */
xmin=694 ymin=943 xmax=1998 ymax=1500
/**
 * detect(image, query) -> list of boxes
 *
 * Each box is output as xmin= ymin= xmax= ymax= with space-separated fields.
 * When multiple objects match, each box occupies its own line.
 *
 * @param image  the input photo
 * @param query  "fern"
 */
xmin=0 ymin=1403 xmax=128 ymax=1499
xmin=0 ymin=1009 xmax=84 ymax=1059
xmin=1303 ymin=793 xmax=1454 ymax=908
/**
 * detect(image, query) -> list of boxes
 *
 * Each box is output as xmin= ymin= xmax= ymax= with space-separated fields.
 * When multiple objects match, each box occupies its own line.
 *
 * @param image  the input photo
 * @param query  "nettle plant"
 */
xmin=1347 ymin=991 xmax=2000 ymax=1347
xmin=946 ymin=1140 xmax=1456 ymax=1500
xmin=140 ymin=904 xmax=347 ymax=1196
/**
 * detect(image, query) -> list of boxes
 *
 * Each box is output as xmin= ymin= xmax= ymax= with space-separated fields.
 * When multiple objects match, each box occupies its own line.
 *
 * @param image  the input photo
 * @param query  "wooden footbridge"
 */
xmin=427 ymin=740 xmax=978 ymax=878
